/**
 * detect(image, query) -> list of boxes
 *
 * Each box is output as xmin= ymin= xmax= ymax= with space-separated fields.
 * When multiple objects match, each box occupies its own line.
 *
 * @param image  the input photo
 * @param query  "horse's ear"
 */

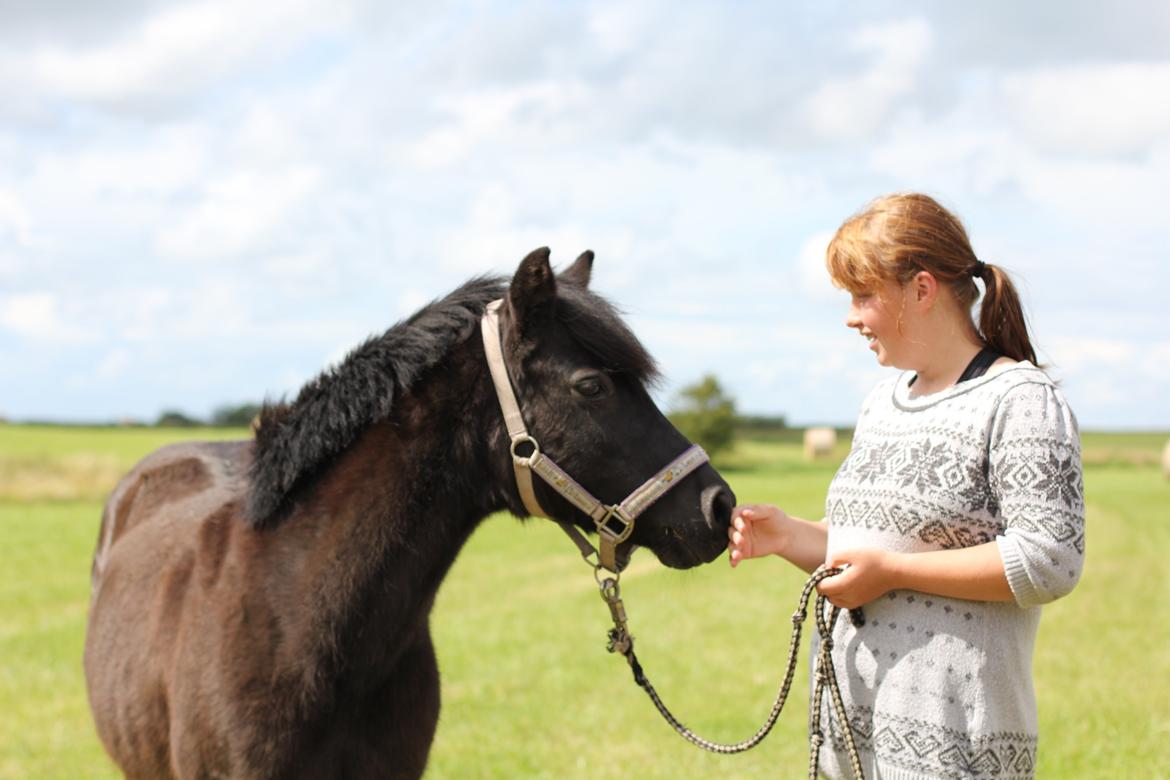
xmin=560 ymin=250 xmax=594 ymax=288
xmin=507 ymin=247 xmax=556 ymax=337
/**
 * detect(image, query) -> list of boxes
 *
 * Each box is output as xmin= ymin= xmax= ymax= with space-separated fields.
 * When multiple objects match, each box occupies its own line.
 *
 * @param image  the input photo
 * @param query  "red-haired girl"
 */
xmin=730 ymin=193 xmax=1084 ymax=779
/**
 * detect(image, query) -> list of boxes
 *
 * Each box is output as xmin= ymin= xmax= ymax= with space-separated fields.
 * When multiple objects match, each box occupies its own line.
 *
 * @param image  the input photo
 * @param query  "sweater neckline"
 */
xmin=891 ymin=360 xmax=1037 ymax=411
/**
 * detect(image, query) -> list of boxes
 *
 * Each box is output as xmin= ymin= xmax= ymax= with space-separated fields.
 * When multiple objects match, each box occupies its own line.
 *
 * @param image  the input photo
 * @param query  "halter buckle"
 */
xmin=596 ymin=505 xmax=634 ymax=544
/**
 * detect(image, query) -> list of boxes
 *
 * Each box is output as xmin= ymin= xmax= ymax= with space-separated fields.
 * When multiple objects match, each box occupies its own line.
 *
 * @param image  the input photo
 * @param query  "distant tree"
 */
xmin=211 ymin=402 xmax=262 ymax=428
xmin=668 ymin=374 xmax=738 ymax=459
xmin=156 ymin=409 xmax=201 ymax=427
xmin=737 ymin=413 xmax=789 ymax=431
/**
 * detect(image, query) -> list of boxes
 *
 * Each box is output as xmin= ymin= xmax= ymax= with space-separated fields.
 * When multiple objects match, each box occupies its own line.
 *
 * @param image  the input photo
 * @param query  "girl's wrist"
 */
xmin=773 ymin=512 xmax=826 ymax=573
xmin=882 ymin=550 xmax=909 ymax=591
xmin=771 ymin=512 xmax=795 ymax=559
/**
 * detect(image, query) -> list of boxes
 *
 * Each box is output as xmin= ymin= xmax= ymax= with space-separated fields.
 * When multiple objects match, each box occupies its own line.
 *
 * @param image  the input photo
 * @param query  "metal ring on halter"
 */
xmin=597 ymin=505 xmax=635 ymax=544
xmin=509 ymin=435 xmax=540 ymax=465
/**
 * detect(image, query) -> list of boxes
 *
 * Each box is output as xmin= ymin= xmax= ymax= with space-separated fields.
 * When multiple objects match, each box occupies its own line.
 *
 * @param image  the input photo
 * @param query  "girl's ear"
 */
xmin=913 ymin=270 xmax=939 ymax=307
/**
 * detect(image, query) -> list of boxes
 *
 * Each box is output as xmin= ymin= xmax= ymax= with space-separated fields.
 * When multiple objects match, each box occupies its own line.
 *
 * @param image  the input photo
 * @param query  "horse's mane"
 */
xmin=245 ymin=273 xmax=658 ymax=528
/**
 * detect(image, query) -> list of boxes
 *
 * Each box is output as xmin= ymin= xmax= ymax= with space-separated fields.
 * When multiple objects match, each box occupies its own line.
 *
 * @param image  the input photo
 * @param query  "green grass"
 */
xmin=0 ymin=501 xmax=106 ymax=780
xmin=1 ymin=425 xmax=1167 ymax=778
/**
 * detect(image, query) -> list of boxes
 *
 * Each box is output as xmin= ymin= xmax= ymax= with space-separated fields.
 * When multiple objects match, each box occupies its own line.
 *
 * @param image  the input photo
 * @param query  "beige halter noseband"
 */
xmin=480 ymin=299 xmax=709 ymax=572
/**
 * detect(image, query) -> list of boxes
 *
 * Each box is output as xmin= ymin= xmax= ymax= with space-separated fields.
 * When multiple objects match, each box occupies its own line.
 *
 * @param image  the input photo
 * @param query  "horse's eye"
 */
xmin=573 ymin=376 xmax=606 ymax=399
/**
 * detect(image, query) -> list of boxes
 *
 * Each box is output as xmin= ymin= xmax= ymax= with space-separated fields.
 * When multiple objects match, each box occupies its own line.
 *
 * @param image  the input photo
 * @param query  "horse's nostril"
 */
xmin=702 ymin=485 xmax=736 ymax=528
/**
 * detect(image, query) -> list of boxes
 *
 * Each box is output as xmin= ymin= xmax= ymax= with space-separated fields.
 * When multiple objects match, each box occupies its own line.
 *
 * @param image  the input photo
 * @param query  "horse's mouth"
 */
xmin=652 ymin=526 xmax=723 ymax=570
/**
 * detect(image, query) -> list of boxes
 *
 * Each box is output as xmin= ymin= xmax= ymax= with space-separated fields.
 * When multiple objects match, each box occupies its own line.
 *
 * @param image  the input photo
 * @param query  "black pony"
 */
xmin=84 ymin=248 xmax=735 ymax=779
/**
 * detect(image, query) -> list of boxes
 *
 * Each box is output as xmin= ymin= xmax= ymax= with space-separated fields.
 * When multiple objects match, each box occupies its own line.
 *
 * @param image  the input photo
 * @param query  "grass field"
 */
xmin=1 ymin=424 xmax=1167 ymax=778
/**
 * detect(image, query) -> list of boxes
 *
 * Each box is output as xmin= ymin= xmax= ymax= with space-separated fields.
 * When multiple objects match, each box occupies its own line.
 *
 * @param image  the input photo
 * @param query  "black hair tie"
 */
xmin=971 ymin=259 xmax=987 ymax=279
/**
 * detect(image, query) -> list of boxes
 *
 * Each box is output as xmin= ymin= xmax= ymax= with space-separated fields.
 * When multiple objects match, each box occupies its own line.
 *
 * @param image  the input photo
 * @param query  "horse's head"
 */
xmin=493 ymin=247 xmax=735 ymax=569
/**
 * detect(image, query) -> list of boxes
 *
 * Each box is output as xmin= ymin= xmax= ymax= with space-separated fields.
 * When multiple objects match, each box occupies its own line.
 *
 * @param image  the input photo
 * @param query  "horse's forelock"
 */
xmin=556 ymin=286 xmax=660 ymax=388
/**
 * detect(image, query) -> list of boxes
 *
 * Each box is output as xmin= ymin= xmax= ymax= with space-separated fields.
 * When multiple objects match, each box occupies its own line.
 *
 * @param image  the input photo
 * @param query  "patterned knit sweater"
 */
xmin=815 ymin=361 xmax=1084 ymax=780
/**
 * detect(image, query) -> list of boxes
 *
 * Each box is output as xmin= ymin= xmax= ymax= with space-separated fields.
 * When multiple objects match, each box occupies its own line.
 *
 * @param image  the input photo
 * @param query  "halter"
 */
xmin=480 ymin=299 xmax=709 ymax=573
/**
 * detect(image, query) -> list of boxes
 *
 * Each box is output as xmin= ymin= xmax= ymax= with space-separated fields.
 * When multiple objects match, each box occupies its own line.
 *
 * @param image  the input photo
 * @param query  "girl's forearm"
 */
xmin=778 ymin=515 xmax=829 ymax=574
xmin=886 ymin=541 xmax=1014 ymax=602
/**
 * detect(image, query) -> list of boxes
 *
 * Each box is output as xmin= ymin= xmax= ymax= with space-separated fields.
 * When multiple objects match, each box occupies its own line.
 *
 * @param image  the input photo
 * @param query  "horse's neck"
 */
xmin=261 ymin=340 xmax=508 ymax=680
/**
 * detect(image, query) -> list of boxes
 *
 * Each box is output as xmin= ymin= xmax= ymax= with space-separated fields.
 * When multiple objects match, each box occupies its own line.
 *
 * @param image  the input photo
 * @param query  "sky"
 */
xmin=1 ymin=0 xmax=1168 ymax=429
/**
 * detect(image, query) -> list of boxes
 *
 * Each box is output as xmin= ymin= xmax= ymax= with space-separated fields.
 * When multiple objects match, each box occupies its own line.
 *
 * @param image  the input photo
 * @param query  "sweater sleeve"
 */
xmin=990 ymin=381 xmax=1085 ymax=608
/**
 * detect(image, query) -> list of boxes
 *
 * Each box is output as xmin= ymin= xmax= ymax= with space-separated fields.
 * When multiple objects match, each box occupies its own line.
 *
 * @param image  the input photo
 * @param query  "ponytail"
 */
xmin=977 ymin=263 xmax=1038 ymax=365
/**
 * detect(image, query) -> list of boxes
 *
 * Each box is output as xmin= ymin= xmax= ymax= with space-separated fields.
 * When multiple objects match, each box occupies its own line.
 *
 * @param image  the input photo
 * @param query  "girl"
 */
xmin=728 ymin=193 xmax=1084 ymax=779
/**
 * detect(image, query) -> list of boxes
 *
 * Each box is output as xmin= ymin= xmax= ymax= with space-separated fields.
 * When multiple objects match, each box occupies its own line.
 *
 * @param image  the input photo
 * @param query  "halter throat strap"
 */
xmin=480 ymin=299 xmax=709 ymax=572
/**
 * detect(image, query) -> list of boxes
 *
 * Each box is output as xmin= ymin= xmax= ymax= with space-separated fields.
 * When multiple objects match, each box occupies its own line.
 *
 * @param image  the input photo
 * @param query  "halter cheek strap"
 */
xmin=481 ymin=299 xmax=549 ymax=518
xmin=480 ymin=299 xmax=709 ymax=572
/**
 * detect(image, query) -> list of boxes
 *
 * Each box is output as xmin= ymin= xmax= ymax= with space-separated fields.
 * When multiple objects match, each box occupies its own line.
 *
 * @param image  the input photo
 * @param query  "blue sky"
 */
xmin=2 ymin=1 xmax=1168 ymax=428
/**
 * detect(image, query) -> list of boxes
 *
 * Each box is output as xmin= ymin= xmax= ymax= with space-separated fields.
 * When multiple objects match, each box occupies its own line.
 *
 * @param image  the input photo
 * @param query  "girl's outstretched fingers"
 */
xmin=727 ymin=504 xmax=788 ymax=567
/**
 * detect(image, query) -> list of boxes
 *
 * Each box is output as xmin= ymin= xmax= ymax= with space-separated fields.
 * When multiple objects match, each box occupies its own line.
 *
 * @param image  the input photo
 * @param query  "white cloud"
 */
xmin=96 ymin=347 xmax=132 ymax=379
xmin=1138 ymin=343 xmax=1170 ymax=383
xmin=796 ymin=230 xmax=838 ymax=301
xmin=0 ymin=293 xmax=57 ymax=334
xmin=259 ymin=250 xmax=330 ymax=283
xmin=1002 ymin=62 xmax=1170 ymax=156
xmin=1038 ymin=335 xmax=1170 ymax=421
xmin=0 ymin=292 xmax=94 ymax=344
xmin=586 ymin=1 xmax=661 ymax=57
xmin=0 ymin=191 xmax=33 ymax=247
xmin=634 ymin=319 xmax=759 ymax=354
xmin=800 ymin=18 xmax=933 ymax=139
xmin=155 ymin=166 xmax=321 ymax=261
xmin=397 ymin=83 xmax=590 ymax=170
xmin=8 ymin=0 xmax=351 ymax=110
xmin=866 ymin=117 xmax=1023 ymax=197
xmin=1045 ymin=337 xmax=1134 ymax=373
xmin=115 ymin=288 xmax=174 ymax=342
xmin=866 ymin=91 xmax=1170 ymax=234
xmin=1010 ymin=143 xmax=1170 ymax=230
xmin=30 ymin=124 xmax=210 ymax=198
xmin=434 ymin=185 xmax=614 ymax=276
xmin=1048 ymin=336 xmax=1170 ymax=388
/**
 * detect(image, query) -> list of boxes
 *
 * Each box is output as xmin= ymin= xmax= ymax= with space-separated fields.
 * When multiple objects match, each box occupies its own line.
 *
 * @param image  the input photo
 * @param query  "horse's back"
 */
xmin=92 ymin=440 xmax=248 ymax=577
xmin=85 ymin=439 xmax=251 ymax=779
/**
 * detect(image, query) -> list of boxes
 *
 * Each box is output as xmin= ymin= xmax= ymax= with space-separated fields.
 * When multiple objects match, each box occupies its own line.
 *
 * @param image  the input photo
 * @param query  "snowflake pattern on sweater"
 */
xmin=815 ymin=362 xmax=1084 ymax=780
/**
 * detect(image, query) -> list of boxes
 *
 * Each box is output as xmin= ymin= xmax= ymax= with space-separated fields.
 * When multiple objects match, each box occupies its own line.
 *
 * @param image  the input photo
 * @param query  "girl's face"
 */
xmin=844 ymin=280 xmax=912 ymax=368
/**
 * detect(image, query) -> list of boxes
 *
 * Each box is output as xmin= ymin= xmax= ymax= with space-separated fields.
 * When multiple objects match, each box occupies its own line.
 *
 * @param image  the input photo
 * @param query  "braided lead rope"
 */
xmin=809 ymin=598 xmax=865 ymax=780
xmin=602 ymin=566 xmax=865 ymax=778
xmin=810 ymin=597 xmax=865 ymax=779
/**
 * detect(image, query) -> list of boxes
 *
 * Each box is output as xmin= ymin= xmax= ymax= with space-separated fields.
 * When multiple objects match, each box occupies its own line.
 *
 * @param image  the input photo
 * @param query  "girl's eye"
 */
xmin=574 ymin=376 xmax=605 ymax=398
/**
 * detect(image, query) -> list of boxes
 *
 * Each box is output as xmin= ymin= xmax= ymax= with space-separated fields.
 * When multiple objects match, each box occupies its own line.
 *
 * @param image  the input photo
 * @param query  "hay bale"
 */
xmin=1163 ymin=439 xmax=1170 ymax=481
xmin=804 ymin=427 xmax=837 ymax=460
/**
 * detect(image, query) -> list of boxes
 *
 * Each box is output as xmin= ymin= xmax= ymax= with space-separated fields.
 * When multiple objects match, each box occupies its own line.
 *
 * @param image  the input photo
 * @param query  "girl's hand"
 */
xmin=816 ymin=548 xmax=902 ymax=609
xmin=727 ymin=504 xmax=791 ymax=567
